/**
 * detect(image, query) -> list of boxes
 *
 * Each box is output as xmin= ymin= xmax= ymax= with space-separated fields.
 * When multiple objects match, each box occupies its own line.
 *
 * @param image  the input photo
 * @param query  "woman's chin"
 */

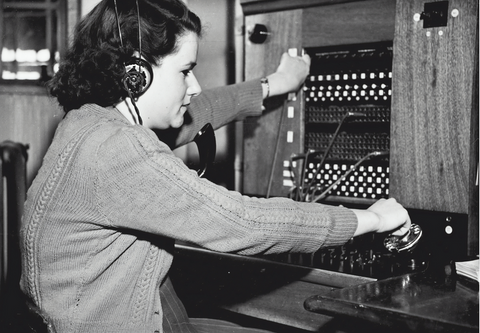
xmin=170 ymin=117 xmax=184 ymax=128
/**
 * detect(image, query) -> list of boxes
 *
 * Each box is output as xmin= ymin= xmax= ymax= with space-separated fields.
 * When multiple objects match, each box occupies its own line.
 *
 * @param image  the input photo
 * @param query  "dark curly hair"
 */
xmin=48 ymin=0 xmax=202 ymax=112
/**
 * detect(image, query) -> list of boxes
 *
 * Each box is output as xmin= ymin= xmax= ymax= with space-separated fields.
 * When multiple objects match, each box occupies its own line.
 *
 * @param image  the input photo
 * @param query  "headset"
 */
xmin=123 ymin=57 xmax=153 ymax=101
xmin=113 ymin=0 xmax=153 ymax=124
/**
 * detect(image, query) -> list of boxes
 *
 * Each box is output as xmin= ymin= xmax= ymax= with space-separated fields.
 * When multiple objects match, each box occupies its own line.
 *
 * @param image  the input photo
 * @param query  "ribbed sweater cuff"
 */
xmin=322 ymin=207 xmax=358 ymax=248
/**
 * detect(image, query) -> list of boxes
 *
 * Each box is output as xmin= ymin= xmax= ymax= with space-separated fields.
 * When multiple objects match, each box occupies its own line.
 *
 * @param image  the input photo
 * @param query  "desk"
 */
xmin=172 ymin=244 xmax=376 ymax=332
xmin=304 ymin=270 xmax=479 ymax=332
xmin=173 ymin=244 xmax=478 ymax=332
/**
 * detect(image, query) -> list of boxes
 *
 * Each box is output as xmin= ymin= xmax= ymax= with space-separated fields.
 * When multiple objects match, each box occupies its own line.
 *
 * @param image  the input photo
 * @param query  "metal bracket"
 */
xmin=421 ymin=1 xmax=449 ymax=28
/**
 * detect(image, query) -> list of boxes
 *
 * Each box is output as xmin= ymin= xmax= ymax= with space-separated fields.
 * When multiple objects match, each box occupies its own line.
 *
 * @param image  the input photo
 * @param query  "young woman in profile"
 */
xmin=20 ymin=0 xmax=411 ymax=332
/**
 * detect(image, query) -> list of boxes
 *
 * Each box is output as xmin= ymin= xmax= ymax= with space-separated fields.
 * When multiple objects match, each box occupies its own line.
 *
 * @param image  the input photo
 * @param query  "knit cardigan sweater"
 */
xmin=20 ymin=79 xmax=357 ymax=333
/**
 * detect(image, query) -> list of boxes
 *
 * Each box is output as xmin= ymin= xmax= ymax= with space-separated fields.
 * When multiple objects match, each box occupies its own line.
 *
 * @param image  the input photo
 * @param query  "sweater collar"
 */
xmin=74 ymin=103 xmax=134 ymax=126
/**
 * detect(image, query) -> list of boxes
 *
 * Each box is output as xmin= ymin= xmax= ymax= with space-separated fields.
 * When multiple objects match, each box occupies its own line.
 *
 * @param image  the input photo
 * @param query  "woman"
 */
xmin=20 ymin=0 xmax=411 ymax=332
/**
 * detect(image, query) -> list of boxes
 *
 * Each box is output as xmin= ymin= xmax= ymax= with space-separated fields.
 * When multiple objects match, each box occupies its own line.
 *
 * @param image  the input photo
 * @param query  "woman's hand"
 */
xmin=266 ymin=51 xmax=311 ymax=97
xmin=351 ymin=198 xmax=411 ymax=237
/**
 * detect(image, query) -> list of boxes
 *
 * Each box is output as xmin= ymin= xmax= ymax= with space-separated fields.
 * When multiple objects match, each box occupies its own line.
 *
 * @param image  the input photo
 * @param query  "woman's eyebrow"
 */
xmin=184 ymin=61 xmax=197 ymax=69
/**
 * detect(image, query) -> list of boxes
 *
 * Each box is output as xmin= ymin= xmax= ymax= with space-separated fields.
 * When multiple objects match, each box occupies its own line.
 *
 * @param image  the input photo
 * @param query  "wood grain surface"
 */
xmin=389 ymin=0 xmax=478 ymax=214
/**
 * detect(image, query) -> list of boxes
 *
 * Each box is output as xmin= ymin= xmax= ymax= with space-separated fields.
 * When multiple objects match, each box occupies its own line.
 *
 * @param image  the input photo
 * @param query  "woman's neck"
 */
xmin=113 ymin=99 xmax=140 ymax=125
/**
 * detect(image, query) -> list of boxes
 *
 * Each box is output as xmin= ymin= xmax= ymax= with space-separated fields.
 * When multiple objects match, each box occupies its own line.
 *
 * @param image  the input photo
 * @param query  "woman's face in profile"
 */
xmin=139 ymin=31 xmax=202 ymax=130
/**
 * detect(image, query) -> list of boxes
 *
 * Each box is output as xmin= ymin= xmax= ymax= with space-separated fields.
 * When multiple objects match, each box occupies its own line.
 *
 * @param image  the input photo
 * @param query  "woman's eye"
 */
xmin=182 ymin=70 xmax=191 ymax=77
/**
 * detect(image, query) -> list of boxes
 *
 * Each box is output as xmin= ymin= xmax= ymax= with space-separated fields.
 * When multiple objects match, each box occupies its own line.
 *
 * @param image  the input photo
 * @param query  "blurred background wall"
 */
xmin=0 ymin=0 xmax=243 ymax=189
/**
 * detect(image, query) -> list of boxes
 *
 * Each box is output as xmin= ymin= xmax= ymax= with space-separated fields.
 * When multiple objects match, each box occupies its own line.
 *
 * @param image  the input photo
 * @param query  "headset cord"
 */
xmin=132 ymin=0 xmax=143 ymax=125
xmin=125 ymin=89 xmax=143 ymax=125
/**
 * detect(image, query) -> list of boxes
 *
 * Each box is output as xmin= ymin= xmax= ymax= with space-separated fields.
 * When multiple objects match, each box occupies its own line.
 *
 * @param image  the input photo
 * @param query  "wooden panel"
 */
xmin=0 ymin=86 xmax=63 ymax=186
xmin=389 ymin=0 xmax=478 ymax=214
xmin=302 ymin=0 xmax=396 ymax=47
xmin=243 ymin=10 xmax=304 ymax=197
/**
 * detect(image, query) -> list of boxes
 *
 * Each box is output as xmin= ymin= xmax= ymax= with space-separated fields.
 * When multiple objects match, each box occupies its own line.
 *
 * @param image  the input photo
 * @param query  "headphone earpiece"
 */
xmin=122 ymin=57 xmax=153 ymax=100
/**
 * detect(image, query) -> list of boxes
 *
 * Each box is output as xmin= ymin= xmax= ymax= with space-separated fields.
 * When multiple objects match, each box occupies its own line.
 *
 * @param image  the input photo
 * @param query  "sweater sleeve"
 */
xmin=95 ymin=125 xmax=358 ymax=256
xmin=156 ymin=79 xmax=263 ymax=149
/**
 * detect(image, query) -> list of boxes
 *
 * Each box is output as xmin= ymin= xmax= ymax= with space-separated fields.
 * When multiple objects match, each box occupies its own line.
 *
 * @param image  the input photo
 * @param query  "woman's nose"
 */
xmin=187 ymin=73 xmax=202 ymax=97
